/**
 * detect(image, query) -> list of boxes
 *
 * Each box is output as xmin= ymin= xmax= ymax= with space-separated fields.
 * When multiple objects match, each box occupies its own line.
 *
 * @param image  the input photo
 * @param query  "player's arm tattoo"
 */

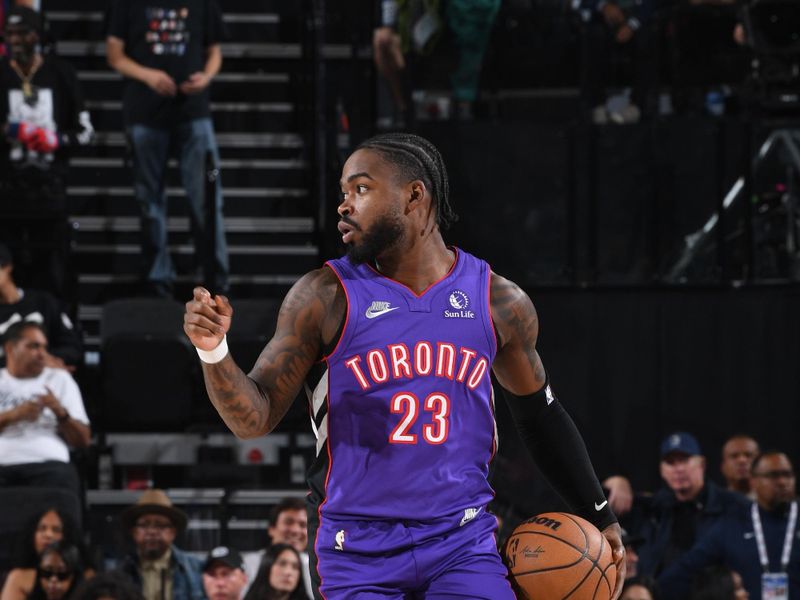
xmin=490 ymin=272 xmax=547 ymax=394
xmin=201 ymin=268 xmax=340 ymax=438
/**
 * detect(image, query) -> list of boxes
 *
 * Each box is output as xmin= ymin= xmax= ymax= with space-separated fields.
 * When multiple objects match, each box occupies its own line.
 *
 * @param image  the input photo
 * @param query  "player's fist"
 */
xmin=184 ymin=286 xmax=233 ymax=352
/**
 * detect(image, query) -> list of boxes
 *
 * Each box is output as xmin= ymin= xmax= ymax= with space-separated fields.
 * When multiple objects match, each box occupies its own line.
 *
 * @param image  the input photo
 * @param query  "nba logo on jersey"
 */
xmin=444 ymin=290 xmax=475 ymax=319
xmin=335 ymin=530 xmax=345 ymax=551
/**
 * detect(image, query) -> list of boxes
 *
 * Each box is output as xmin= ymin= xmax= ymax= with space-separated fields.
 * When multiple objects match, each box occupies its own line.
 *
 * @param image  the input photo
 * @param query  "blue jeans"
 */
xmin=128 ymin=118 xmax=229 ymax=292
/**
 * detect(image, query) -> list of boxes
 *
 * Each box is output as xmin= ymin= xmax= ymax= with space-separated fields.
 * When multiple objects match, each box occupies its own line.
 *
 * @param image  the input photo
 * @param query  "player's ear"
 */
xmin=407 ymin=180 xmax=426 ymax=211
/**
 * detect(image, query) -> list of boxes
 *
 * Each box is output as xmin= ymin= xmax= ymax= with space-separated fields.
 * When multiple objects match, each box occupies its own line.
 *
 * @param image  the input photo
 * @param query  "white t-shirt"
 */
xmin=0 ymin=367 xmax=89 ymax=464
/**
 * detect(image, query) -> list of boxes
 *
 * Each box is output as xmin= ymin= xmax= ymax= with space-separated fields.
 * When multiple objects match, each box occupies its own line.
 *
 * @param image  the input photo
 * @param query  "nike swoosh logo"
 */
xmin=595 ymin=501 xmax=608 ymax=511
xmin=365 ymin=307 xmax=399 ymax=319
xmin=460 ymin=507 xmax=482 ymax=526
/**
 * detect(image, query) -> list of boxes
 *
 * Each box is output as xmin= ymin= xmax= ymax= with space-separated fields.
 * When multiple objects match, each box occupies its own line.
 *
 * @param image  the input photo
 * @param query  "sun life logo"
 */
xmin=444 ymin=290 xmax=475 ymax=319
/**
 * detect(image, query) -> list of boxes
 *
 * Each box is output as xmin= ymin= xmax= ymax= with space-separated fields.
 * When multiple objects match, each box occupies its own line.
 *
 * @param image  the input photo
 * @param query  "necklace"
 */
xmin=9 ymin=55 xmax=43 ymax=103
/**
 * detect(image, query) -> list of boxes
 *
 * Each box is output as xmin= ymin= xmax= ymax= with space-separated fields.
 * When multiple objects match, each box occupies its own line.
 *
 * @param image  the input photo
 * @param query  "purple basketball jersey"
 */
xmin=308 ymin=248 xmax=498 ymax=523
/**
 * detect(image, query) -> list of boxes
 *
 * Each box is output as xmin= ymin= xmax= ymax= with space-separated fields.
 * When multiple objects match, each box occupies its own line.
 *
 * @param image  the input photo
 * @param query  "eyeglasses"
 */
xmin=38 ymin=570 xmax=72 ymax=581
xmin=135 ymin=521 xmax=174 ymax=531
xmin=754 ymin=470 xmax=795 ymax=480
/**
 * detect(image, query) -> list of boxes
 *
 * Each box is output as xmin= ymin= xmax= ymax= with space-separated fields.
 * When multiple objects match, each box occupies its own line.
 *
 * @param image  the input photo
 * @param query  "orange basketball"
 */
xmin=504 ymin=512 xmax=617 ymax=600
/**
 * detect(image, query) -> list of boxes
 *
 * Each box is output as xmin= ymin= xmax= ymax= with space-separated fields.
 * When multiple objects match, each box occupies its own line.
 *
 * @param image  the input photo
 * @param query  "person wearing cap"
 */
xmin=636 ymin=432 xmax=747 ymax=577
xmin=0 ymin=320 xmax=90 ymax=497
xmin=202 ymin=546 xmax=248 ymax=600
xmin=0 ymin=242 xmax=83 ymax=370
xmin=0 ymin=5 xmax=94 ymax=297
xmin=659 ymin=451 xmax=800 ymax=600
xmin=117 ymin=489 xmax=205 ymax=600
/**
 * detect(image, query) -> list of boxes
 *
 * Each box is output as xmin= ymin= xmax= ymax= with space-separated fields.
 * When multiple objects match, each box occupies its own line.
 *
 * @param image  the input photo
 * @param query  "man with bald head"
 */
xmin=660 ymin=451 xmax=800 ymax=599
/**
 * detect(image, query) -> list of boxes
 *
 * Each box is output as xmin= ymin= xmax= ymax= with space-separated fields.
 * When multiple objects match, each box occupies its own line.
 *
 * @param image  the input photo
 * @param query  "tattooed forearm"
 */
xmin=199 ymin=268 xmax=337 ymax=438
xmin=202 ymin=356 xmax=270 ymax=439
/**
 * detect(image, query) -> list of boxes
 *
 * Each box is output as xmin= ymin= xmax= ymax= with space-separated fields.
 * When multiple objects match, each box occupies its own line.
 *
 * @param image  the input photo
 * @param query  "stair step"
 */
xmin=70 ymin=216 xmax=314 ymax=233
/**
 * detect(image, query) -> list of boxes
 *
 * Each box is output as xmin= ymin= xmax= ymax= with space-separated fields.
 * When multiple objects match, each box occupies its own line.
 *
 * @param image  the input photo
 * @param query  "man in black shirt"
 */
xmin=0 ymin=6 xmax=94 ymax=296
xmin=105 ymin=0 xmax=229 ymax=298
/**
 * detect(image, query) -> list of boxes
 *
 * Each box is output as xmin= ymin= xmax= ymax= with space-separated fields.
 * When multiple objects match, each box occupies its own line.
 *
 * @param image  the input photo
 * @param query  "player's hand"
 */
xmin=602 ymin=522 xmax=626 ymax=599
xmin=603 ymin=475 xmax=633 ymax=516
xmin=184 ymin=286 xmax=233 ymax=351
xmin=373 ymin=26 xmax=405 ymax=75
xmin=179 ymin=72 xmax=211 ymax=95
xmin=13 ymin=400 xmax=42 ymax=423
xmin=145 ymin=69 xmax=177 ymax=96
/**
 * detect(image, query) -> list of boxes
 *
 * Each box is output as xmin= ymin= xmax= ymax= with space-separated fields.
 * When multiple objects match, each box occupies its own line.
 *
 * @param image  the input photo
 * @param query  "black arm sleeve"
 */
xmin=501 ymin=380 xmax=617 ymax=530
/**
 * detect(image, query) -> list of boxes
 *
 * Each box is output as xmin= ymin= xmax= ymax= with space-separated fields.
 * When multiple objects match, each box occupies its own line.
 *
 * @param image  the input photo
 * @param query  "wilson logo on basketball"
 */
xmin=523 ymin=516 xmax=563 ymax=531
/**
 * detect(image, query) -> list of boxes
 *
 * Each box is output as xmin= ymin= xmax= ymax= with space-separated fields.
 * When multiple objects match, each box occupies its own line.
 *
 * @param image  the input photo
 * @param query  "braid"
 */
xmin=356 ymin=133 xmax=458 ymax=230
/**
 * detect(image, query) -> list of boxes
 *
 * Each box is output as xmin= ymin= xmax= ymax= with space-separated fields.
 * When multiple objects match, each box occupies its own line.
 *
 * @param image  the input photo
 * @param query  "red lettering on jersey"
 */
xmin=456 ymin=347 xmax=477 ymax=382
xmin=345 ymin=356 xmax=370 ymax=390
xmin=467 ymin=357 xmax=489 ymax=389
xmin=436 ymin=342 xmax=456 ymax=380
xmin=414 ymin=341 xmax=433 ymax=376
xmin=388 ymin=343 xmax=412 ymax=379
xmin=367 ymin=349 xmax=389 ymax=383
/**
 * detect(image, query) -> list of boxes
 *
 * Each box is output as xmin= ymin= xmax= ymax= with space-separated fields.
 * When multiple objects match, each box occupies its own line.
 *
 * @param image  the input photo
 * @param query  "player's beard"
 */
xmin=346 ymin=211 xmax=405 ymax=266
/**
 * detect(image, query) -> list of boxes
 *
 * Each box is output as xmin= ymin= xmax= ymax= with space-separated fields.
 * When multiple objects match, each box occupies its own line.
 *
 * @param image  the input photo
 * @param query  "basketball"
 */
xmin=504 ymin=512 xmax=617 ymax=600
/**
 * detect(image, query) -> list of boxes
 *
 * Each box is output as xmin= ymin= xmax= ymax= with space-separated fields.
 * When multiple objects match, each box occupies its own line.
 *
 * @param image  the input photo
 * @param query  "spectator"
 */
xmin=636 ymin=432 xmax=746 ymax=577
xmin=0 ymin=321 xmax=90 ymax=498
xmin=244 ymin=498 xmax=311 ymax=600
xmin=71 ymin=572 xmax=143 ymax=600
xmin=659 ymin=451 xmax=798 ymax=599
xmin=0 ymin=243 xmax=83 ymax=370
xmin=574 ymin=0 xmax=660 ymax=124
xmin=720 ymin=435 xmax=760 ymax=498
xmin=688 ymin=566 xmax=749 ymax=600
xmin=242 ymin=544 xmax=305 ymax=600
xmin=117 ymin=489 xmax=204 ymax=600
xmin=622 ymin=527 xmax=645 ymax=580
xmin=26 ymin=541 xmax=86 ymax=600
xmin=1 ymin=507 xmax=90 ymax=600
xmin=105 ymin=0 xmax=229 ymax=298
xmin=373 ymin=0 xmax=500 ymax=125
xmin=621 ymin=576 xmax=661 ymax=600
xmin=0 ymin=6 xmax=93 ymax=297
xmin=202 ymin=546 xmax=248 ymax=600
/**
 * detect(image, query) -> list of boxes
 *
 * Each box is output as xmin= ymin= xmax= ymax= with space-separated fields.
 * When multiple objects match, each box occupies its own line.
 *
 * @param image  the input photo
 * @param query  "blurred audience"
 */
xmin=26 ymin=541 xmax=86 ymax=600
xmin=0 ymin=243 xmax=82 ymax=370
xmin=688 ymin=565 xmax=749 ymax=600
xmin=621 ymin=576 xmax=661 ymax=600
xmin=117 ymin=489 xmax=204 ymax=600
xmin=622 ymin=527 xmax=645 ymax=580
xmin=0 ymin=322 xmax=90 ymax=498
xmin=634 ymin=432 xmax=746 ymax=577
xmin=0 ymin=6 xmax=93 ymax=297
xmin=71 ymin=572 xmax=144 ymax=600
xmin=202 ymin=546 xmax=248 ymax=600
xmin=720 ymin=435 xmax=760 ymax=499
xmin=242 ymin=544 xmax=305 ymax=600
xmin=1 ymin=508 xmax=91 ymax=600
xmin=105 ymin=0 xmax=229 ymax=298
xmin=659 ymin=451 xmax=798 ymax=599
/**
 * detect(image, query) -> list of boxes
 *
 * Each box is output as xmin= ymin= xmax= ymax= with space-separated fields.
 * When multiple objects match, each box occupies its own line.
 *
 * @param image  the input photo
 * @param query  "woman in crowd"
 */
xmin=26 ymin=541 xmax=85 ymax=600
xmin=689 ymin=566 xmax=749 ymax=600
xmin=243 ymin=544 xmax=305 ymax=600
xmin=1 ymin=509 xmax=90 ymax=600
xmin=621 ymin=576 xmax=661 ymax=600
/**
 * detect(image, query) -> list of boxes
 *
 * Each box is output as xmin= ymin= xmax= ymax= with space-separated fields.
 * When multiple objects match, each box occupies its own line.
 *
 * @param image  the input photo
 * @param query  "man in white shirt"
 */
xmin=0 ymin=321 xmax=90 ymax=496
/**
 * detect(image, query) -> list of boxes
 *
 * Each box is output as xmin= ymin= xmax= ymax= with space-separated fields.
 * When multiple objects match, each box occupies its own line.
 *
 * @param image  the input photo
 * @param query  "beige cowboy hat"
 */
xmin=119 ymin=489 xmax=188 ymax=533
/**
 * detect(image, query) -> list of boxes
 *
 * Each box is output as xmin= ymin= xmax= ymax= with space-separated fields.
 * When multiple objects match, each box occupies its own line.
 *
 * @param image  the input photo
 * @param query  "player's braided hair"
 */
xmin=356 ymin=133 xmax=458 ymax=230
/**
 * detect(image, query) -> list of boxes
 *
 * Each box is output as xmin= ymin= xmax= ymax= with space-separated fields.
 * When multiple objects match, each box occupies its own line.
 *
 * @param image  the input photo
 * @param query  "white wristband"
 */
xmin=196 ymin=335 xmax=229 ymax=364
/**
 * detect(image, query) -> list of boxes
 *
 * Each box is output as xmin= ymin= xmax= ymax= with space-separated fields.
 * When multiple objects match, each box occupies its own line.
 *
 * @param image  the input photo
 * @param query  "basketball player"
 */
xmin=184 ymin=133 xmax=625 ymax=599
